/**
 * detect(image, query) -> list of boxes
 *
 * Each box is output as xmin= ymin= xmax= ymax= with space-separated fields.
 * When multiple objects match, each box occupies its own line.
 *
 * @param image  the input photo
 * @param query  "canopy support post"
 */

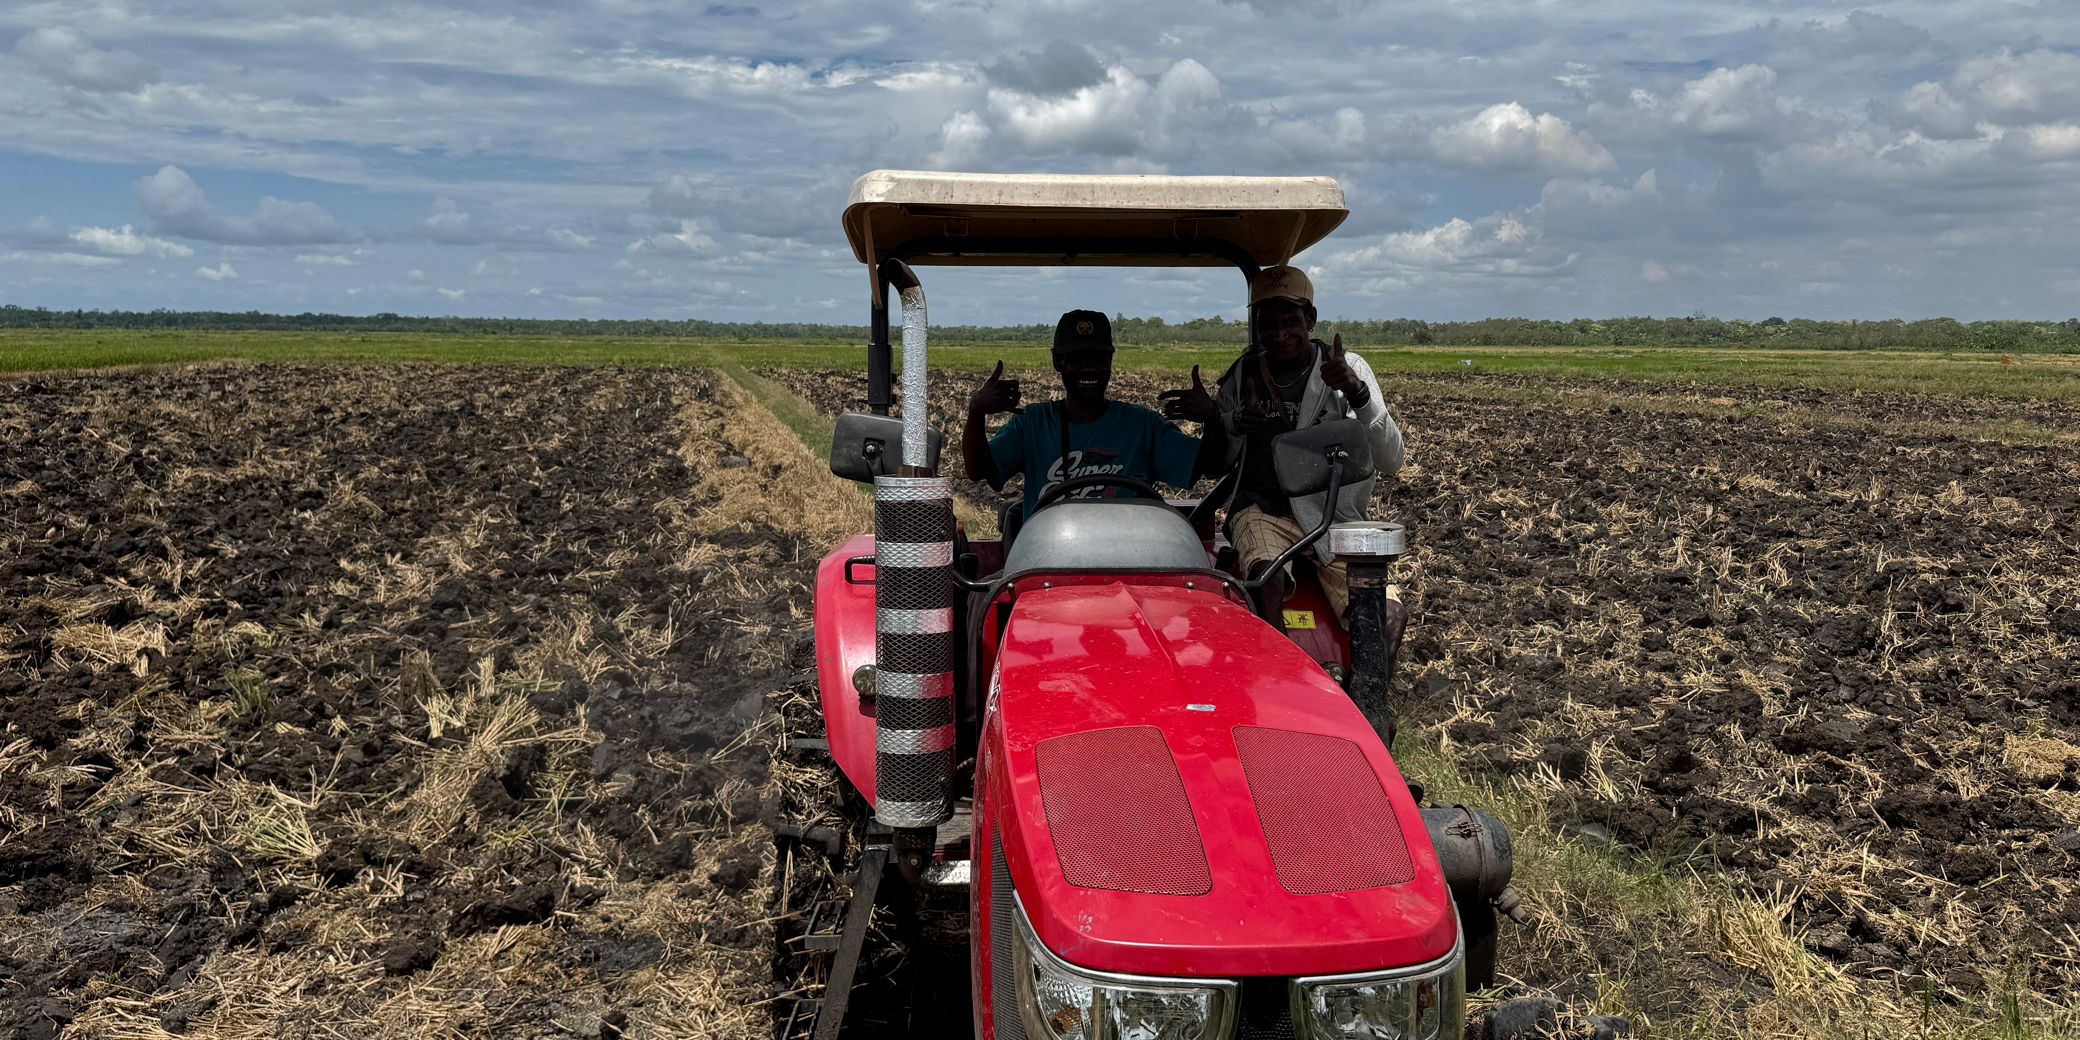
xmin=868 ymin=273 xmax=893 ymax=416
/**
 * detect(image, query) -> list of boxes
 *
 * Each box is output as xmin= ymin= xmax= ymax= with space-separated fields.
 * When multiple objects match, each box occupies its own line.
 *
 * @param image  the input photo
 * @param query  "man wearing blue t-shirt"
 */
xmin=961 ymin=310 xmax=1208 ymax=522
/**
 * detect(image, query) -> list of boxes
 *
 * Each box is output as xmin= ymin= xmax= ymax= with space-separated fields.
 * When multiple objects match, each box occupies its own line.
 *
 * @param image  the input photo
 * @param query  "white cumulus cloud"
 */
xmin=1537 ymin=170 xmax=1666 ymax=240
xmin=1886 ymin=50 xmax=2080 ymax=143
xmin=1894 ymin=82 xmax=1980 ymax=140
xmin=137 ymin=166 xmax=347 ymax=245
xmin=629 ymin=219 xmax=715 ymax=255
xmin=1322 ymin=208 xmax=1577 ymax=295
xmin=983 ymin=41 xmax=1107 ymax=97
xmin=545 ymin=228 xmax=597 ymax=251
xmin=196 ymin=262 xmax=238 ymax=281
xmin=1430 ymin=103 xmax=1615 ymax=175
xmin=627 ymin=55 xmax=818 ymax=96
xmin=1623 ymin=65 xmax=1802 ymax=141
xmin=3 ymin=250 xmax=123 ymax=268
xmin=422 ymin=197 xmax=475 ymax=243
xmin=2005 ymin=123 xmax=2080 ymax=162
xmin=70 ymin=224 xmax=193 ymax=259
xmin=14 ymin=27 xmax=158 ymax=93
xmin=649 ymin=174 xmax=706 ymax=216
xmin=1374 ymin=214 xmax=1543 ymax=268
xmin=1949 ymin=49 xmax=2080 ymax=123
xmin=931 ymin=110 xmax=993 ymax=168
xmin=984 ymin=58 xmax=1234 ymax=162
xmin=1760 ymin=122 xmax=2079 ymax=195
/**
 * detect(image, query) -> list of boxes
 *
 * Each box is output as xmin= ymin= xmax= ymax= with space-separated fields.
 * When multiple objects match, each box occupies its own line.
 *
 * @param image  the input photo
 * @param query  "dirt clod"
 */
xmin=379 ymin=934 xmax=442 ymax=975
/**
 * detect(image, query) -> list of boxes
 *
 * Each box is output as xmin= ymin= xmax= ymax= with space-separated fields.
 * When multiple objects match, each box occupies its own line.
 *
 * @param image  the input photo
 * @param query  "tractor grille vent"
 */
xmin=1233 ymin=727 xmax=1415 ymax=895
xmin=1035 ymin=727 xmax=1211 ymax=896
xmin=990 ymin=830 xmax=1028 ymax=1040
xmin=1236 ymin=977 xmax=1297 ymax=1040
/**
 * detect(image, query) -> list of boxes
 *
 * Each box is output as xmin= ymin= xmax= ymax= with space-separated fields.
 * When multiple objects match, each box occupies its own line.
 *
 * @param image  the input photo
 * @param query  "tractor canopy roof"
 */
xmin=843 ymin=170 xmax=1347 ymax=271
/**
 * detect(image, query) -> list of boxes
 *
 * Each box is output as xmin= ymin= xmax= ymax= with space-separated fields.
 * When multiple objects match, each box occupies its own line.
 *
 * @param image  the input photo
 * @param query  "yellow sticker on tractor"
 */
xmin=1283 ymin=610 xmax=1317 ymax=630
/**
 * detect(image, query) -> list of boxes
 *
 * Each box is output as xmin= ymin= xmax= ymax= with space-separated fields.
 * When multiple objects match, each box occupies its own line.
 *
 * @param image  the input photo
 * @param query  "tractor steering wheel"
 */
xmin=1031 ymin=473 xmax=1165 ymax=513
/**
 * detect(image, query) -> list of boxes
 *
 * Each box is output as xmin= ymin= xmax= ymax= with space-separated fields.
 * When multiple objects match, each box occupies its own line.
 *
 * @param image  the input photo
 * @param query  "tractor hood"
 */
xmin=987 ymin=582 xmax=1457 ymax=979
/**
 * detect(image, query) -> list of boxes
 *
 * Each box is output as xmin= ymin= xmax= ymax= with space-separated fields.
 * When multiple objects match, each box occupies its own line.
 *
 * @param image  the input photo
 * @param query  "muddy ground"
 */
xmin=1 ymin=365 xmax=809 ymax=1039
xmin=772 ymin=365 xmax=2080 ymax=1011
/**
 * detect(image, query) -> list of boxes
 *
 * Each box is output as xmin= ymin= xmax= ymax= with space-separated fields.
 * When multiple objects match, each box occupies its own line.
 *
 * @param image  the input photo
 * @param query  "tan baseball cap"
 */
xmin=1250 ymin=265 xmax=1314 ymax=306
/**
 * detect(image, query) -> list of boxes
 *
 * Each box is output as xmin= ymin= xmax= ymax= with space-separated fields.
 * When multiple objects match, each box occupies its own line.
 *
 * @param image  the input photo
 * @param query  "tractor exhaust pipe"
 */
xmin=871 ymin=259 xmax=955 ymax=832
xmin=893 ymin=261 xmax=932 ymax=470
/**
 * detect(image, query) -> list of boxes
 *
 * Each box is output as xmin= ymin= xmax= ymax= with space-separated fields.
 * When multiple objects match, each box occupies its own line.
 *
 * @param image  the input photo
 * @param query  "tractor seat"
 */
xmin=997 ymin=499 xmax=1025 ymax=554
xmin=1001 ymin=497 xmax=1210 ymax=578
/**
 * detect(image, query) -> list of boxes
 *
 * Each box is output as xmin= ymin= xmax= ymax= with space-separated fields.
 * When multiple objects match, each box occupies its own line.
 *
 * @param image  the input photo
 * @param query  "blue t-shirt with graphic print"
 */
xmin=987 ymin=401 xmax=1199 ymax=520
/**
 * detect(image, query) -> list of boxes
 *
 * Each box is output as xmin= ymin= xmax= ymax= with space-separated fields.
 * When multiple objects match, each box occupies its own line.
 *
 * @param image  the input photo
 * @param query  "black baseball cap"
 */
xmin=1052 ymin=310 xmax=1114 ymax=359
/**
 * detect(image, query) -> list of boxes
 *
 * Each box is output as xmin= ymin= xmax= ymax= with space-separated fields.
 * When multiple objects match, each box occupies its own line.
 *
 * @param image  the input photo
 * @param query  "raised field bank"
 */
xmin=3 ymin=353 xmax=2078 ymax=1038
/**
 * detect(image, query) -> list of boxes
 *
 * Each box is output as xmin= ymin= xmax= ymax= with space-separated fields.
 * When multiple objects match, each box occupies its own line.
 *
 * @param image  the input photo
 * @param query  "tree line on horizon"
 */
xmin=3 ymin=305 xmax=2076 ymax=353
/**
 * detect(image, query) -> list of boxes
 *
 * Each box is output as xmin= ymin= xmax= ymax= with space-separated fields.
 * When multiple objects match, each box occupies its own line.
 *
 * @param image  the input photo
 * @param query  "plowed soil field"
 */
xmin=771 ymin=365 xmax=2080 ymax=1021
xmin=1 ymin=365 xmax=826 ymax=1039
xmin=7 ymin=358 xmax=2077 ymax=1038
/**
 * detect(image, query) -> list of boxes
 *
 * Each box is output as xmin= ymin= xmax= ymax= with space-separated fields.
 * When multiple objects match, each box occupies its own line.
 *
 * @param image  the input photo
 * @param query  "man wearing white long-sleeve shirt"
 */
xmin=1160 ymin=265 xmax=1404 ymax=622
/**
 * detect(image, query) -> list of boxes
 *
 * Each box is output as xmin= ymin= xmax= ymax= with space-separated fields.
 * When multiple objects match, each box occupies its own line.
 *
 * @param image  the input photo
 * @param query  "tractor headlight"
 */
xmin=1012 ymin=902 xmax=1235 ymax=1040
xmin=1290 ymin=931 xmax=1464 ymax=1040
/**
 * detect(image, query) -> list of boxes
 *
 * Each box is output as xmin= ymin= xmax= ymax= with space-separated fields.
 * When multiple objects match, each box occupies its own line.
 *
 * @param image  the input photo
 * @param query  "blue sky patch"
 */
xmin=2 ymin=2 xmax=2076 ymax=321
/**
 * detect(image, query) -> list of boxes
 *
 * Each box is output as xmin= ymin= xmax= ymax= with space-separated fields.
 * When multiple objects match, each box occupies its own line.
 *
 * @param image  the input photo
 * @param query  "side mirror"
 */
xmin=1271 ymin=417 xmax=1373 ymax=498
xmin=830 ymin=412 xmax=943 ymax=483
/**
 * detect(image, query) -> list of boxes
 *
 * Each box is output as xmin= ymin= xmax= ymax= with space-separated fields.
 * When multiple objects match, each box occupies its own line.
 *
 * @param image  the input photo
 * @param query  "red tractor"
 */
xmin=776 ymin=171 xmax=1595 ymax=1040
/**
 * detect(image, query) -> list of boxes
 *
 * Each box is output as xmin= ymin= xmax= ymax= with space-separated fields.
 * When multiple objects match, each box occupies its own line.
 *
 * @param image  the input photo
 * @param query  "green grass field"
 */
xmin=5 ymin=328 xmax=2077 ymax=403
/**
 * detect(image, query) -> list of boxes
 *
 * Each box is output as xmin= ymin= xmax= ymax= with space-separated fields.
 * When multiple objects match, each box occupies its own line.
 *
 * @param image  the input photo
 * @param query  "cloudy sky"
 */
xmin=2 ymin=1 xmax=2075 ymax=324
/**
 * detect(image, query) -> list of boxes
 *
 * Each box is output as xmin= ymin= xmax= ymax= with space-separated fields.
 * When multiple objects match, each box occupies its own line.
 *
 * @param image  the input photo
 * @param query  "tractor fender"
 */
xmin=813 ymin=535 xmax=882 ymax=803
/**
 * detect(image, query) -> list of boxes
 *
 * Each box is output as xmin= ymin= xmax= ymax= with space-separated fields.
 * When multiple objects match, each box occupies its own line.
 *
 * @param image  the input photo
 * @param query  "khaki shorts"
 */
xmin=1230 ymin=504 xmax=1351 ymax=620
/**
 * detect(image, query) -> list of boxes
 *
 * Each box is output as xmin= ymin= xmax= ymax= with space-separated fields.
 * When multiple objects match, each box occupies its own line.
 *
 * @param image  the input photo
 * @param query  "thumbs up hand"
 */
xmin=969 ymin=360 xmax=1022 ymax=417
xmin=1320 ymin=334 xmax=1361 ymax=396
xmin=1158 ymin=364 xmax=1217 ymax=424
